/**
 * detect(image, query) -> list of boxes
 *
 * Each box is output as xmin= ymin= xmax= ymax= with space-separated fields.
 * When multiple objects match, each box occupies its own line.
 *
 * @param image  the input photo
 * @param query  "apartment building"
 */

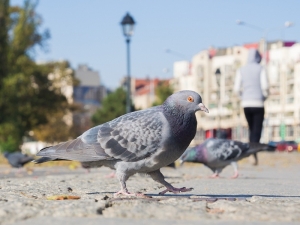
xmin=73 ymin=64 xmax=107 ymax=133
xmin=131 ymin=78 xmax=170 ymax=109
xmin=173 ymin=41 xmax=300 ymax=145
xmin=265 ymin=42 xmax=300 ymax=142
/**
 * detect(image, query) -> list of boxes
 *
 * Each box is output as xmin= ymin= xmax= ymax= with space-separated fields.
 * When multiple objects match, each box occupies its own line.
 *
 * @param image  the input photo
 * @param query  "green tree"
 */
xmin=92 ymin=88 xmax=135 ymax=126
xmin=152 ymin=81 xmax=173 ymax=106
xmin=0 ymin=0 xmax=9 ymax=87
xmin=31 ymin=61 xmax=80 ymax=143
xmin=0 ymin=1 xmax=77 ymax=152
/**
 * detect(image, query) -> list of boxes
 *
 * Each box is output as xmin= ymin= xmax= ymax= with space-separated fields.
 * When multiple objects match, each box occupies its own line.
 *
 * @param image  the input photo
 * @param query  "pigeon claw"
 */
xmin=209 ymin=174 xmax=220 ymax=179
xmin=105 ymin=172 xmax=116 ymax=178
xmin=114 ymin=190 xmax=148 ymax=198
xmin=230 ymin=172 xmax=239 ymax=179
xmin=159 ymin=187 xmax=194 ymax=195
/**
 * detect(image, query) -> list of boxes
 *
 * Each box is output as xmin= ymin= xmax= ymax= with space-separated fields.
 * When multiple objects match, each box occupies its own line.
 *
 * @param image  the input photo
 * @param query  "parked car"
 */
xmin=268 ymin=141 xmax=298 ymax=152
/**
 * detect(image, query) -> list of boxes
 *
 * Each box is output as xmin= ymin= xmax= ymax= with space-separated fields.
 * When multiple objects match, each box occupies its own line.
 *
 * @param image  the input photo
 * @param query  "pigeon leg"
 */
xmin=148 ymin=170 xmax=193 ymax=195
xmin=209 ymin=168 xmax=222 ymax=178
xmin=252 ymin=153 xmax=258 ymax=166
xmin=114 ymin=172 xmax=147 ymax=198
xmin=230 ymin=161 xmax=239 ymax=179
xmin=114 ymin=172 xmax=132 ymax=197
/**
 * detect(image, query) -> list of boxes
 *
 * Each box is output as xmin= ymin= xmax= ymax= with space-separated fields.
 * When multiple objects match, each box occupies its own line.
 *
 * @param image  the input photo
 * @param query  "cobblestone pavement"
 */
xmin=0 ymin=152 xmax=299 ymax=225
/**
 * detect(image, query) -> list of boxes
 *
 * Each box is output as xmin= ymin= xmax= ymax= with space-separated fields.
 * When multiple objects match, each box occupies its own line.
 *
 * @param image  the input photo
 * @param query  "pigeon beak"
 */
xmin=198 ymin=103 xmax=209 ymax=113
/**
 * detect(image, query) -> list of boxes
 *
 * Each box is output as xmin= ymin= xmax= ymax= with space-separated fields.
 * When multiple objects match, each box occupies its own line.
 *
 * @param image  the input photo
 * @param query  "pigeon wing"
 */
xmin=207 ymin=139 xmax=248 ymax=161
xmin=82 ymin=107 xmax=164 ymax=162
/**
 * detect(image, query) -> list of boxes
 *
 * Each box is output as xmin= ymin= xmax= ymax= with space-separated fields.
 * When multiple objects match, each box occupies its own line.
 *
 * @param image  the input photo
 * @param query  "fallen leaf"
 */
xmin=46 ymin=195 xmax=80 ymax=200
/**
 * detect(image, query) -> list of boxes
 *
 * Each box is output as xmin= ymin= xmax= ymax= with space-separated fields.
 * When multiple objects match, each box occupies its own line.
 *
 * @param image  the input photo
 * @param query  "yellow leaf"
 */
xmin=46 ymin=195 xmax=80 ymax=200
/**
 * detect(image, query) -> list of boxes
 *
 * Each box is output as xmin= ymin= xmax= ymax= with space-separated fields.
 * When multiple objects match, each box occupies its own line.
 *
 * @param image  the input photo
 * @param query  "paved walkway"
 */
xmin=0 ymin=152 xmax=299 ymax=225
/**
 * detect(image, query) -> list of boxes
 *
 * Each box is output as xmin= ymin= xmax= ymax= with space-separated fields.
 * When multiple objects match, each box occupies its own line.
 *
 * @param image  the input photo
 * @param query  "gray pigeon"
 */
xmin=34 ymin=90 xmax=208 ymax=196
xmin=179 ymin=138 xmax=275 ymax=178
xmin=4 ymin=152 xmax=34 ymax=168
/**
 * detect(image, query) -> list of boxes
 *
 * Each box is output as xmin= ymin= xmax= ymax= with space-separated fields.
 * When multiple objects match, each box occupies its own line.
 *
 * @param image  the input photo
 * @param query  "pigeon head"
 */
xmin=162 ymin=90 xmax=208 ymax=149
xmin=163 ymin=90 xmax=209 ymax=114
xmin=179 ymin=147 xmax=197 ymax=164
xmin=3 ymin=152 xmax=10 ymax=158
xmin=179 ymin=145 xmax=207 ymax=164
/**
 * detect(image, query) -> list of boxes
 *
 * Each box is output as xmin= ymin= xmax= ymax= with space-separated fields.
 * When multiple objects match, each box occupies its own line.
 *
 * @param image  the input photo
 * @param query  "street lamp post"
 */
xmin=121 ymin=13 xmax=135 ymax=113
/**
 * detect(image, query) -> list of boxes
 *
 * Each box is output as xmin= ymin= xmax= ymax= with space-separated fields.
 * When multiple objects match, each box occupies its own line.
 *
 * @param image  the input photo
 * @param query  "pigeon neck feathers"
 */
xmin=195 ymin=144 xmax=208 ymax=163
xmin=181 ymin=145 xmax=207 ymax=163
xmin=162 ymin=99 xmax=197 ymax=149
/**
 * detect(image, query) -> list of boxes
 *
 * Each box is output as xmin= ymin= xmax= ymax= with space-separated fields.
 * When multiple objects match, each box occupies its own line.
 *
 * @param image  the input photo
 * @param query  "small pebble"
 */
xmin=102 ymin=195 xmax=109 ymax=200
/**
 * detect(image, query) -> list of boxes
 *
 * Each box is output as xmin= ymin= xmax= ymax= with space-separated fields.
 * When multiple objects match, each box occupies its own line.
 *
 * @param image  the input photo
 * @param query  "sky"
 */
xmin=11 ymin=0 xmax=300 ymax=89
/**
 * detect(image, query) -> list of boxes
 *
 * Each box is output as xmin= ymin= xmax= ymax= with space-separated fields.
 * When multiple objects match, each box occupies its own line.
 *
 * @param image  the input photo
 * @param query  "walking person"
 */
xmin=234 ymin=48 xmax=269 ymax=165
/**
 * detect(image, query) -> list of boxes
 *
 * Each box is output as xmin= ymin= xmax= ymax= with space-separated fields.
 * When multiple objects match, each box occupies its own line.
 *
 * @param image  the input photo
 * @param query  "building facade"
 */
xmin=173 ymin=41 xmax=300 ymax=145
xmin=264 ymin=42 xmax=300 ymax=143
xmin=73 ymin=64 xmax=107 ymax=133
xmin=131 ymin=78 xmax=170 ymax=110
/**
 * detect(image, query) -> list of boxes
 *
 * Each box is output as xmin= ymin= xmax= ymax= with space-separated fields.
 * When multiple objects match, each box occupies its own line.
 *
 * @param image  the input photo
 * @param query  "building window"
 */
xmin=286 ymin=97 xmax=294 ymax=104
xmin=195 ymin=129 xmax=205 ymax=142
xmin=286 ymin=125 xmax=294 ymax=137
xmin=243 ymin=127 xmax=249 ymax=140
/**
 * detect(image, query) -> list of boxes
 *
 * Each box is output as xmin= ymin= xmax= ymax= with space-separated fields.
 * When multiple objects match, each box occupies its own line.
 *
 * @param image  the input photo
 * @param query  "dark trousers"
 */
xmin=243 ymin=107 xmax=264 ymax=165
xmin=243 ymin=107 xmax=265 ymax=143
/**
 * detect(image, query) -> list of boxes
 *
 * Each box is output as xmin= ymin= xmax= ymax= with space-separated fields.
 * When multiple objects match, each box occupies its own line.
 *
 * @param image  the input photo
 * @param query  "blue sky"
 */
xmin=11 ymin=0 xmax=300 ymax=89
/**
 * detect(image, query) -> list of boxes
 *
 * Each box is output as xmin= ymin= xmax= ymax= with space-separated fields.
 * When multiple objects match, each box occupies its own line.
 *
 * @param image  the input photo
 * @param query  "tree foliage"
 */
xmin=92 ymin=88 xmax=135 ymax=126
xmin=152 ymin=81 xmax=173 ymax=106
xmin=0 ymin=0 xmax=9 ymax=85
xmin=0 ymin=0 xmax=77 ymax=152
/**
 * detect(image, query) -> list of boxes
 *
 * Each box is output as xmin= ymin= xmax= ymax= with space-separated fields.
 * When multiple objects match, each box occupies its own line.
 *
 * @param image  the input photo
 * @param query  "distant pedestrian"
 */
xmin=234 ymin=48 xmax=269 ymax=165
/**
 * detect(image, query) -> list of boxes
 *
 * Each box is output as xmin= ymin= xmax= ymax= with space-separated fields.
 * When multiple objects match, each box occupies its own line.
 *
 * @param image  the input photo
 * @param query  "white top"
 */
xmin=234 ymin=69 xmax=269 ymax=108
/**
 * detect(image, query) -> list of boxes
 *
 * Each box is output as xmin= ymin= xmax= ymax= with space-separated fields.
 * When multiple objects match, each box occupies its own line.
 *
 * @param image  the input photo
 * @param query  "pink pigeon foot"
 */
xmin=114 ymin=189 xmax=148 ymax=198
xmin=105 ymin=172 xmax=116 ymax=178
xmin=209 ymin=173 xmax=219 ymax=178
xmin=159 ymin=186 xmax=193 ymax=195
xmin=230 ymin=171 xmax=239 ymax=179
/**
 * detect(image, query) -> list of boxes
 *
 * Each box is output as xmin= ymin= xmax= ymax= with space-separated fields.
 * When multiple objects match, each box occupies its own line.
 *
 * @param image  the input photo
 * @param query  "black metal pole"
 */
xmin=126 ymin=38 xmax=131 ymax=113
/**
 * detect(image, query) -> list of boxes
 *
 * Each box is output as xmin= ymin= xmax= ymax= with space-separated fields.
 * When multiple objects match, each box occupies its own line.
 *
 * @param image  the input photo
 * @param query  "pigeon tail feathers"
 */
xmin=248 ymin=143 xmax=276 ymax=153
xmin=36 ymin=138 xmax=110 ymax=162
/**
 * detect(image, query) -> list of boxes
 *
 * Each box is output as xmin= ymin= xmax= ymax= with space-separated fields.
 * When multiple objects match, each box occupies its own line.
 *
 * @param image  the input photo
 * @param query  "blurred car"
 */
xmin=268 ymin=141 xmax=298 ymax=152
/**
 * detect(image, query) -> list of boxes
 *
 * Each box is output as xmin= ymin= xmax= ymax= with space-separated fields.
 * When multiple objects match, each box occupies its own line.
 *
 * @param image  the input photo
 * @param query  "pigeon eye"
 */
xmin=187 ymin=96 xmax=194 ymax=102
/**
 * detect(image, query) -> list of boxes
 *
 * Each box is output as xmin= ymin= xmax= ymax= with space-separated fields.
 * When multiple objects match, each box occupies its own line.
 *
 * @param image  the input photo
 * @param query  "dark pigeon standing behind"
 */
xmin=34 ymin=90 xmax=209 ymax=196
xmin=4 ymin=152 xmax=34 ymax=168
xmin=179 ymin=138 xmax=275 ymax=178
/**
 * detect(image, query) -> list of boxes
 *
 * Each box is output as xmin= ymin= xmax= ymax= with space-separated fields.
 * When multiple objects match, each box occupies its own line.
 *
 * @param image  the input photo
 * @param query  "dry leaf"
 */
xmin=46 ymin=195 xmax=80 ymax=200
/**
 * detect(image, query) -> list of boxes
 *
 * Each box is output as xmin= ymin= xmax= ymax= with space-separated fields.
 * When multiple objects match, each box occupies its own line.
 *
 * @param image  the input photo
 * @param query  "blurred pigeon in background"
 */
xmin=34 ymin=90 xmax=208 ymax=196
xmin=4 ymin=152 xmax=34 ymax=168
xmin=179 ymin=138 xmax=275 ymax=178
